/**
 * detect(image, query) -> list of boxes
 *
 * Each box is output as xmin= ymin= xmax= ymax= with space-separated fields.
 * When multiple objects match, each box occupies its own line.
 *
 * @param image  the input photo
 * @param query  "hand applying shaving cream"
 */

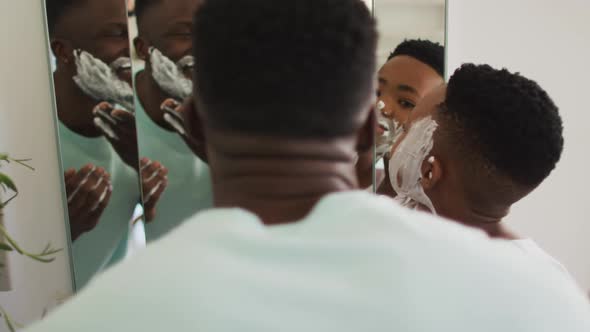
xmin=93 ymin=102 xmax=139 ymax=169
xmin=139 ymin=158 xmax=169 ymax=223
xmin=161 ymin=98 xmax=208 ymax=162
xmin=150 ymin=48 xmax=194 ymax=100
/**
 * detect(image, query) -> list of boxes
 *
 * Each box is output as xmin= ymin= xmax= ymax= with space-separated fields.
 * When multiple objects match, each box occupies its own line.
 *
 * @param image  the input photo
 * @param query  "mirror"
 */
xmin=371 ymin=0 xmax=446 ymax=193
xmin=129 ymin=0 xmax=213 ymax=243
xmin=44 ymin=0 xmax=142 ymax=290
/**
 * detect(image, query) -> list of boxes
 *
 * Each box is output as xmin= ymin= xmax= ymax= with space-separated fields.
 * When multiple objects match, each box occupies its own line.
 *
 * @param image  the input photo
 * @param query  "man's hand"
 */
xmin=161 ymin=98 xmax=208 ymax=162
xmin=93 ymin=102 xmax=140 ymax=169
xmin=140 ymin=158 xmax=168 ymax=222
xmin=64 ymin=164 xmax=112 ymax=241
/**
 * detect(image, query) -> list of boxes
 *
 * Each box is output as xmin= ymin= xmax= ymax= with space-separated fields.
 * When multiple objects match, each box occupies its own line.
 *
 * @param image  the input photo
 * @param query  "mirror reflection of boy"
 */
xmin=47 ymin=0 xmax=166 ymax=288
xmin=356 ymin=40 xmax=444 ymax=190
xmin=132 ymin=0 xmax=213 ymax=242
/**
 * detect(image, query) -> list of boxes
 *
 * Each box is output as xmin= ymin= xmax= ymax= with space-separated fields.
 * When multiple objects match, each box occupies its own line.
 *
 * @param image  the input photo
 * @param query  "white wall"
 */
xmin=447 ymin=0 xmax=590 ymax=292
xmin=0 ymin=1 xmax=74 ymax=330
xmin=375 ymin=0 xmax=445 ymax=65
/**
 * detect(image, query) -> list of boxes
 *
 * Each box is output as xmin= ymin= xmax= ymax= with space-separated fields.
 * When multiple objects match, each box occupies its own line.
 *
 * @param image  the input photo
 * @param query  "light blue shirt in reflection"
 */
xmin=58 ymin=122 xmax=139 ymax=289
xmin=134 ymin=69 xmax=213 ymax=242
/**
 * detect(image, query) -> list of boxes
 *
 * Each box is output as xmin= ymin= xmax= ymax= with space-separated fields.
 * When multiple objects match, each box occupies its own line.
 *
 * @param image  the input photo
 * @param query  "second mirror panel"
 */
xmin=129 ymin=0 xmax=213 ymax=243
xmin=45 ymin=0 xmax=142 ymax=290
xmin=373 ymin=0 xmax=446 ymax=193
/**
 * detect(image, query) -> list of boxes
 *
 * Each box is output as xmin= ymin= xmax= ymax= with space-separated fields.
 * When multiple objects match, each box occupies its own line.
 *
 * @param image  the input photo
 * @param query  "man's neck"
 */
xmin=136 ymin=69 xmax=175 ymax=131
xmin=207 ymin=130 xmax=360 ymax=225
xmin=54 ymin=71 xmax=105 ymax=138
xmin=458 ymin=205 xmax=519 ymax=240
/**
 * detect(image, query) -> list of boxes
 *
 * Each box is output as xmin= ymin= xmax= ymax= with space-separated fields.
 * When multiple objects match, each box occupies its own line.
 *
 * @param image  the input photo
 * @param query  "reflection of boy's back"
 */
xmin=58 ymin=122 xmax=139 ymax=289
xmin=134 ymin=69 xmax=213 ymax=242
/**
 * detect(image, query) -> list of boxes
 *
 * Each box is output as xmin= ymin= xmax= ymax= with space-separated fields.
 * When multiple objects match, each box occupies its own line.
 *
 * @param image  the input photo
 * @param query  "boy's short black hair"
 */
xmin=388 ymin=39 xmax=444 ymax=77
xmin=193 ymin=0 xmax=377 ymax=139
xmin=441 ymin=64 xmax=563 ymax=189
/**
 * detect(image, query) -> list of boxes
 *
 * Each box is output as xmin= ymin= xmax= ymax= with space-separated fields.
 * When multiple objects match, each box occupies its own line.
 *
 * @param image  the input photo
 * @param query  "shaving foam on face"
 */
xmin=388 ymin=116 xmax=438 ymax=213
xmin=150 ymin=48 xmax=193 ymax=100
xmin=376 ymin=100 xmax=404 ymax=161
xmin=72 ymin=50 xmax=135 ymax=111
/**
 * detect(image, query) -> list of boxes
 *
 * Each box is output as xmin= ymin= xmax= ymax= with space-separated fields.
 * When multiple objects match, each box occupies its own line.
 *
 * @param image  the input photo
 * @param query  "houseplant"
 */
xmin=0 ymin=154 xmax=63 ymax=331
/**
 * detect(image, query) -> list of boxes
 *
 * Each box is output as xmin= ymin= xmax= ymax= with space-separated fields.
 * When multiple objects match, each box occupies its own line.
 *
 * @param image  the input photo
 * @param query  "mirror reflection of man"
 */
xmin=47 ymin=0 xmax=165 ymax=288
xmin=132 ymin=0 xmax=213 ymax=242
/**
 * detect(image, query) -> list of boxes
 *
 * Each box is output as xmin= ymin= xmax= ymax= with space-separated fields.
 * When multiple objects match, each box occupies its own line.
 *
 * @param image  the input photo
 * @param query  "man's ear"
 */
xmin=134 ymin=36 xmax=150 ymax=62
xmin=356 ymin=106 xmax=376 ymax=154
xmin=50 ymin=39 xmax=74 ymax=66
xmin=420 ymin=155 xmax=442 ymax=190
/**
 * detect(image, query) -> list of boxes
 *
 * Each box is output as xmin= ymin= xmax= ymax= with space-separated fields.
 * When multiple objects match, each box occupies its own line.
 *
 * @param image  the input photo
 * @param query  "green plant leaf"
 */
xmin=27 ymin=255 xmax=56 ymax=263
xmin=3 ymin=314 xmax=15 ymax=332
xmin=0 ymin=154 xmax=8 ymax=161
xmin=0 ymin=306 xmax=16 ymax=332
xmin=0 ymin=173 xmax=17 ymax=192
xmin=0 ymin=243 xmax=13 ymax=251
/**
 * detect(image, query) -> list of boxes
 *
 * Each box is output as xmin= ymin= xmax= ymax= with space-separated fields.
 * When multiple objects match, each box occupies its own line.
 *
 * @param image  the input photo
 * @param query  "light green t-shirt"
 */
xmin=27 ymin=192 xmax=590 ymax=332
xmin=58 ymin=122 xmax=140 ymax=289
xmin=134 ymin=69 xmax=213 ymax=242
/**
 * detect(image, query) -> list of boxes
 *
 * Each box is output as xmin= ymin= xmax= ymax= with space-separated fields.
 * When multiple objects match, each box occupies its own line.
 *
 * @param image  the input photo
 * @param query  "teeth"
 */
xmin=177 ymin=55 xmax=195 ymax=69
xmin=110 ymin=57 xmax=132 ymax=71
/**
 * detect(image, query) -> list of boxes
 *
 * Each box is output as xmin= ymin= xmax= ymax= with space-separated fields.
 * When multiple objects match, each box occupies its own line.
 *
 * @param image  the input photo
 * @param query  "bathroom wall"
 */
xmin=447 ymin=0 xmax=590 ymax=291
xmin=0 ymin=1 xmax=74 ymax=330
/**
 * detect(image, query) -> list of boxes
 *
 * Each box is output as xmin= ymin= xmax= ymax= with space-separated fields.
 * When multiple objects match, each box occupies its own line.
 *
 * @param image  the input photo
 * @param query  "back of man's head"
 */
xmin=438 ymin=64 xmax=563 ymax=205
xmin=192 ymin=0 xmax=377 ymax=139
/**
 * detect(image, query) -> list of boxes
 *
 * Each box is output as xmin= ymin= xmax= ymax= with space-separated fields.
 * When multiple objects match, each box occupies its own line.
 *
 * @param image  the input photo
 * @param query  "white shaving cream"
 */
xmin=73 ymin=50 xmax=135 ymax=111
xmin=376 ymin=100 xmax=404 ymax=161
xmin=388 ymin=116 xmax=438 ymax=213
xmin=90 ymin=185 xmax=110 ymax=212
xmin=67 ymin=166 xmax=96 ymax=203
xmin=150 ymin=48 xmax=193 ymax=100
xmin=93 ymin=117 xmax=119 ymax=141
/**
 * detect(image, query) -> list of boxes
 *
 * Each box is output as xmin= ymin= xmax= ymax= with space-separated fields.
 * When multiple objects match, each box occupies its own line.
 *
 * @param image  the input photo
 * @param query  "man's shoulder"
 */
xmin=26 ymin=192 xmax=590 ymax=332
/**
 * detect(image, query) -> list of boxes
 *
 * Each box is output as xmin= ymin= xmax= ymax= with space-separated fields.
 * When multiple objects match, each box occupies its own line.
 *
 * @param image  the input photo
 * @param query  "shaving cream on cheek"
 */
xmin=72 ymin=50 xmax=135 ymax=111
xmin=388 ymin=116 xmax=438 ymax=214
xmin=150 ymin=47 xmax=194 ymax=100
xmin=376 ymin=100 xmax=405 ymax=160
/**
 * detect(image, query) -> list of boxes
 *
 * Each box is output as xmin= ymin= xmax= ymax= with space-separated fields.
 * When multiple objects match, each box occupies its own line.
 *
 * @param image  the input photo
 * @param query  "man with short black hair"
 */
xmin=47 ymin=0 xmax=145 ymax=289
xmin=388 ymin=63 xmax=569 ymax=272
xmin=29 ymin=1 xmax=590 ymax=331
